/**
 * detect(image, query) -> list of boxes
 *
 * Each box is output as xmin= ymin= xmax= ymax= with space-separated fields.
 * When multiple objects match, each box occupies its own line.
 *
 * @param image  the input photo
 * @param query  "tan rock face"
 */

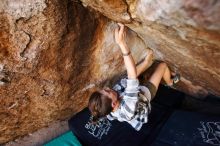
xmin=81 ymin=0 xmax=220 ymax=97
xmin=81 ymin=0 xmax=131 ymax=23
xmin=0 ymin=0 xmax=220 ymax=144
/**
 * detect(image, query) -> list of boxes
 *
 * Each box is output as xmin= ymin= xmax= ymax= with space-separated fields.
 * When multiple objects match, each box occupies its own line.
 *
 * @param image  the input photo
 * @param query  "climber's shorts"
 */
xmin=145 ymin=81 xmax=157 ymax=99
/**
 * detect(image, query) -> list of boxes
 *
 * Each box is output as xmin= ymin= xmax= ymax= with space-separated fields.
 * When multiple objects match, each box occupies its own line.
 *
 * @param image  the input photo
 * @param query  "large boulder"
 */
xmin=81 ymin=0 xmax=220 ymax=97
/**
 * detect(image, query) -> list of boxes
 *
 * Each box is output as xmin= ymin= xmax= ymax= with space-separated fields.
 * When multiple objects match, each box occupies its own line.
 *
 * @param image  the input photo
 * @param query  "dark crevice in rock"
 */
xmin=121 ymin=0 xmax=132 ymax=23
xmin=0 ymin=66 xmax=11 ymax=85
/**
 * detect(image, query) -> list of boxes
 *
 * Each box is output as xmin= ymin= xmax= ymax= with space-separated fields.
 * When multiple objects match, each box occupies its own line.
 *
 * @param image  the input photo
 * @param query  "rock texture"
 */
xmin=81 ymin=0 xmax=220 ymax=97
xmin=0 ymin=0 xmax=148 ymax=144
xmin=1 ymin=0 xmax=220 ymax=144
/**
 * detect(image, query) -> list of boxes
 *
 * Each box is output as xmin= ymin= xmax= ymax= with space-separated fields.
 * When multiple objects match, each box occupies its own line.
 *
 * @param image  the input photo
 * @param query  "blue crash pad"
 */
xmin=44 ymin=131 xmax=82 ymax=146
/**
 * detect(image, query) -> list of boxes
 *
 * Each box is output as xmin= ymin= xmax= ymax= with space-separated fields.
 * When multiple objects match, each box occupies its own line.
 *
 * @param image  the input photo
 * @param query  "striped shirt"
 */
xmin=107 ymin=78 xmax=151 ymax=131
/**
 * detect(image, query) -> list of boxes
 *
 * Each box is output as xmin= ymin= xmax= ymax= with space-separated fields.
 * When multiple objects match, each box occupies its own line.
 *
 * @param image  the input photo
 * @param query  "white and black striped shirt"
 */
xmin=107 ymin=78 xmax=151 ymax=131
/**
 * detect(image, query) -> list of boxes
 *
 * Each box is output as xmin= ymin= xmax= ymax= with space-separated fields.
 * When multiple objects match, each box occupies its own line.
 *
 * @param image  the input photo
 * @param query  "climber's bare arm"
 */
xmin=115 ymin=23 xmax=137 ymax=79
xmin=136 ymin=50 xmax=154 ymax=77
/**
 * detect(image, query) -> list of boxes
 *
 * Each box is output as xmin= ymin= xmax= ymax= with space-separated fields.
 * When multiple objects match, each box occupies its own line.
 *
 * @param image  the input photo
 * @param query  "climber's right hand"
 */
xmin=115 ymin=23 xmax=126 ymax=46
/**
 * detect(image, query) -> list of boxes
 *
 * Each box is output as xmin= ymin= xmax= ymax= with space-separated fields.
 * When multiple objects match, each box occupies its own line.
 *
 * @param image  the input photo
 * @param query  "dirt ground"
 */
xmin=4 ymin=120 xmax=69 ymax=146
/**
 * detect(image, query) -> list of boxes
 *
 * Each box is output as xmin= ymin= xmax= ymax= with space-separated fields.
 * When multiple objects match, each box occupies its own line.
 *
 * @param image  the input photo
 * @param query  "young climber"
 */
xmin=88 ymin=23 xmax=180 ymax=131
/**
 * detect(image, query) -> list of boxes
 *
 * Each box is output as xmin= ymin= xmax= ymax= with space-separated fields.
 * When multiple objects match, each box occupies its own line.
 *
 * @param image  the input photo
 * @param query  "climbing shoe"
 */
xmin=165 ymin=73 xmax=180 ymax=88
xmin=172 ymin=73 xmax=180 ymax=85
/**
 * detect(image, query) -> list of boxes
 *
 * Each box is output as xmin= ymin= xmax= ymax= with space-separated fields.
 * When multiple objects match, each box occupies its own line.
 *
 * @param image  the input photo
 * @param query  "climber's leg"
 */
xmin=148 ymin=62 xmax=173 ymax=90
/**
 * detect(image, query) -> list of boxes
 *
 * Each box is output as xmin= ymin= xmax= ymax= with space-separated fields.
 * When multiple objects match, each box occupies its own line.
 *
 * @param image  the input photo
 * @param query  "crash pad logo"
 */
xmin=85 ymin=116 xmax=111 ymax=139
xmin=198 ymin=121 xmax=220 ymax=146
